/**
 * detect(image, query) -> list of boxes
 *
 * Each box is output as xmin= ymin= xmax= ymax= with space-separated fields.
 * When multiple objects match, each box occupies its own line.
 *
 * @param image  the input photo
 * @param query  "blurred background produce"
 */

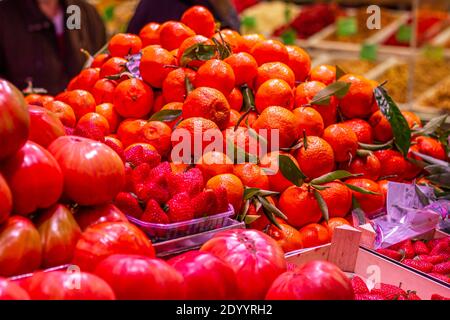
xmin=324 ymin=8 xmax=397 ymax=44
xmin=239 ymin=1 xmax=301 ymax=36
xmin=331 ymin=58 xmax=378 ymax=75
xmin=375 ymin=58 xmax=450 ymax=104
xmin=87 ymin=0 xmax=140 ymax=35
xmin=233 ymin=0 xmax=450 ymax=117
xmin=420 ymin=77 xmax=450 ymax=110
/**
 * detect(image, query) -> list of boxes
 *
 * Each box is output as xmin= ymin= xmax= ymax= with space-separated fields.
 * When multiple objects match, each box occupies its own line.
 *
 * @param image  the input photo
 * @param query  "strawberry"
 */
xmin=429 ymin=273 xmax=450 ymax=283
xmin=416 ymin=254 xmax=447 ymax=265
xmin=123 ymin=162 xmax=135 ymax=192
xmin=104 ymin=139 xmax=125 ymax=161
xmin=431 ymin=294 xmax=450 ymax=300
xmin=402 ymin=259 xmax=433 ymax=273
xmin=148 ymin=162 xmax=172 ymax=186
xmin=135 ymin=181 xmax=170 ymax=205
xmin=124 ymin=144 xmax=161 ymax=168
xmin=371 ymin=283 xmax=406 ymax=300
xmin=74 ymin=122 xmax=105 ymax=142
xmin=406 ymin=291 xmax=421 ymax=300
xmin=398 ymin=240 xmax=415 ymax=259
xmin=389 ymin=239 xmax=409 ymax=251
xmin=131 ymin=163 xmax=152 ymax=186
xmin=396 ymin=295 xmax=407 ymax=300
xmin=413 ymin=240 xmax=429 ymax=255
xmin=354 ymin=293 xmax=384 ymax=300
xmin=388 ymin=244 xmax=401 ymax=251
xmin=443 ymin=237 xmax=450 ymax=246
xmin=431 ymin=261 xmax=450 ymax=275
xmin=140 ymin=199 xmax=169 ymax=224
xmin=376 ymin=248 xmax=403 ymax=261
xmin=351 ymin=276 xmax=369 ymax=294
xmin=114 ymin=192 xmax=143 ymax=219
xmin=191 ymin=189 xmax=217 ymax=218
xmin=167 ymin=192 xmax=195 ymax=223
xmin=167 ymin=168 xmax=204 ymax=197
xmin=430 ymin=241 xmax=449 ymax=256
xmin=427 ymin=239 xmax=440 ymax=250
xmin=213 ymin=186 xmax=229 ymax=213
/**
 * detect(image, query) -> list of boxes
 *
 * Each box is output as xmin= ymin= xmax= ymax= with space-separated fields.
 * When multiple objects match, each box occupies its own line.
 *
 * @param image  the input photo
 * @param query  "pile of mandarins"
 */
xmin=15 ymin=6 xmax=449 ymax=253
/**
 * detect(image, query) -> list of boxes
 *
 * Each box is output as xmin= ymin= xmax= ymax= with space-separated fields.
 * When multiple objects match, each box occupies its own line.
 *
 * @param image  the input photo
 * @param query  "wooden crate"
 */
xmin=286 ymin=225 xmax=450 ymax=299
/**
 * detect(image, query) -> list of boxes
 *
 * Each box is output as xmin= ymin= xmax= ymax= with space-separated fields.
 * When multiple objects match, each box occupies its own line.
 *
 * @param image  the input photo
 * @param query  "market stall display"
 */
xmin=383 ymin=9 xmax=449 ymax=47
xmin=331 ymin=58 xmax=379 ymax=76
xmin=273 ymin=3 xmax=341 ymax=40
xmin=324 ymin=8 xmax=397 ymax=44
xmin=419 ymin=76 xmax=450 ymax=110
xmin=239 ymin=0 xmax=301 ymax=36
xmin=0 ymin=3 xmax=449 ymax=301
xmin=374 ymin=58 xmax=450 ymax=104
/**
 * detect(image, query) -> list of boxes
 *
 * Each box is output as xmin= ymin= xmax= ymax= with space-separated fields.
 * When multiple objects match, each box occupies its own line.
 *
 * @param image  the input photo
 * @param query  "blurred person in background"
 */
xmin=0 ymin=0 xmax=106 ymax=95
xmin=127 ymin=0 xmax=240 ymax=34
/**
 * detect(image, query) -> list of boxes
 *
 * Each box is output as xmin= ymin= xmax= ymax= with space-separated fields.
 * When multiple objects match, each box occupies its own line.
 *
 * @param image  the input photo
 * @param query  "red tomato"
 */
xmin=26 ymin=271 xmax=115 ymax=300
xmin=25 ymin=94 xmax=54 ymax=107
xmin=75 ymin=204 xmax=128 ymax=231
xmin=55 ymin=90 xmax=96 ymax=120
xmin=0 ymin=216 xmax=42 ymax=277
xmin=72 ymin=222 xmax=155 ymax=272
xmin=0 ymin=278 xmax=30 ymax=300
xmin=28 ymin=105 xmax=66 ymax=148
xmin=48 ymin=136 xmax=125 ymax=206
xmin=0 ymin=174 xmax=12 ymax=224
xmin=0 ymin=79 xmax=30 ymax=160
xmin=1 ymin=141 xmax=63 ymax=215
xmin=94 ymin=254 xmax=185 ymax=300
xmin=67 ymin=68 xmax=100 ymax=92
xmin=168 ymin=251 xmax=238 ymax=300
xmin=265 ymin=260 xmax=354 ymax=300
xmin=200 ymin=229 xmax=286 ymax=299
xmin=36 ymin=204 xmax=82 ymax=268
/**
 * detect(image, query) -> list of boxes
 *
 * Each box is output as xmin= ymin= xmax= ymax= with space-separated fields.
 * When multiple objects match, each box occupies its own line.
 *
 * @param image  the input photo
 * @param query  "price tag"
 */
xmin=103 ymin=5 xmax=115 ymax=22
xmin=241 ymin=16 xmax=256 ymax=29
xmin=360 ymin=43 xmax=378 ymax=62
xmin=336 ymin=17 xmax=358 ymax=37
xmin=396 ymin=24 xmax=412 ymax=44
xmin=422 ymin=45 xmax=444 ymax=61
xmin=280 ymin=29 xmax=297 ymax=45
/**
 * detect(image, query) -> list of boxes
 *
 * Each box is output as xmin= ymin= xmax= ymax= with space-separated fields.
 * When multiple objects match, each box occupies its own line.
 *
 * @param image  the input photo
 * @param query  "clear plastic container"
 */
xmin=8 ymin=264 xmax=71 ymax=282
xmin=154 ymin=218 xmax=246 ymax=258
xmin=127 ymin=205 xmax=235 ymax=242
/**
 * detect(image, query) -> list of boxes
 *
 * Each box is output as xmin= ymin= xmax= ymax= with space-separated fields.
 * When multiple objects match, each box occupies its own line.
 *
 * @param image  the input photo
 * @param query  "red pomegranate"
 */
xmin=48 ymin=136 xmax=125 ymax=206
xmin=265 ymin=260 xmax=355 ymax=300
xmin=0 ymin=79 xmax=30 ymax=160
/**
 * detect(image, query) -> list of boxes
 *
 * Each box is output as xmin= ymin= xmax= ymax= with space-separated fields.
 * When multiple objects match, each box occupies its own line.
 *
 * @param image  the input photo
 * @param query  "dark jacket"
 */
xmin=0 ymin=0 xmax=106 ymax=95
xmin=127 ymin=0 xmax=240 ymax=35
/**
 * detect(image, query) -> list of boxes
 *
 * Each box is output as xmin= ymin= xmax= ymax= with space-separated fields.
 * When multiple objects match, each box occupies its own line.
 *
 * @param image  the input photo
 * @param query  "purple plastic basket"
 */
xmin=127 ymin=204 xmax=235 ymax=242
